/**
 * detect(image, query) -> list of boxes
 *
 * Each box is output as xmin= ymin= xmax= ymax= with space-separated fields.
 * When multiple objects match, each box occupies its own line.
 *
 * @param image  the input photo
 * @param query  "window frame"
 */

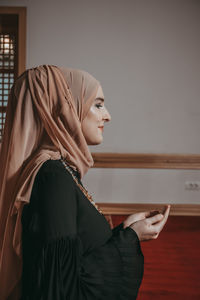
xmin=0 ymin=6 xmax=26 ymax=76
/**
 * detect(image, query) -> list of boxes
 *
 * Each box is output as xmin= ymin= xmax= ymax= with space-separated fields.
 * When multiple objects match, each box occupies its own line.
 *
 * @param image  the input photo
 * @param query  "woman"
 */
xmin=0 ymin=65 xmax=170 ymax=300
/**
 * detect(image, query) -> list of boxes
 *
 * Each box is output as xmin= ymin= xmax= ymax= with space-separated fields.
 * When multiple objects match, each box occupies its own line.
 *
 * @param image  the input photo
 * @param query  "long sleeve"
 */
xmin=22 ymin=162 xmax=83 ymax=300
xmin=111 ymin=223 xmax=144 ymax=299
xmin=112 ymin=227 xmax=144 ymax=298
xmin=112 ymin=222 xmax=124 ymax=236
xmin=38 ymin=166 xmax=77 ymax=240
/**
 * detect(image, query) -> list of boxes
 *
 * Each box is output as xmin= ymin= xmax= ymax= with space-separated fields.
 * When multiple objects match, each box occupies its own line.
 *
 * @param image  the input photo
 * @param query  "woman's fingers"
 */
xmin=135 ymin=212 xmax=147 ymax=219
xmin=123 ymin=212 xmax=148 ymax=228
xmin=147 ymin=206 xmax=170 ymax=224
xmin=127 ymin=208 xmax=169 ymax=225
xmin=145 ymin=210 xmax=161 ymax=218
xmin=152 ymin=205 xmax=171 ymax=232
xmin=159 ymin=205 xmax=170 ymax=224
xmin=147 ymin=213 xmax=164 ymax=225
xmin=163 ymin=205 xmax=171 ymax=218
xmin=125 ymin=211 xmax=161 ymax=227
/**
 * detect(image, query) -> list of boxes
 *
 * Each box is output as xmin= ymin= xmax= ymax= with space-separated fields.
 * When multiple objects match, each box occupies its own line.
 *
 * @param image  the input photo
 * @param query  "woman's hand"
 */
xmin=128 ymin=205 xmax=170 ymax=242
xmin=123 ymin=210 xmax=160 ymax=229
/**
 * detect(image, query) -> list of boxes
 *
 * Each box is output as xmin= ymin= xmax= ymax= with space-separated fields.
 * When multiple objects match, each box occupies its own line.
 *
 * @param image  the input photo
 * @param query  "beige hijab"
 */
xmin=0 ymin=65 xmax=100 ymax=300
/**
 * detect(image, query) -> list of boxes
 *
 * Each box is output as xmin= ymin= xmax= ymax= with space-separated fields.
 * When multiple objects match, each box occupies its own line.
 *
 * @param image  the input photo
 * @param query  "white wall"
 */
xmin=1 ymin=0 xmax=200 ymax=203
xmin=83 ymin=168 xmax=200 ymax=204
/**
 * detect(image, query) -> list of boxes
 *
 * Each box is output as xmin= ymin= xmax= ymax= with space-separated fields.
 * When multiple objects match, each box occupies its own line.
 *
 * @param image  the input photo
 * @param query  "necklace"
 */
xmin=60 ymin=158 xmax=103 ymax=215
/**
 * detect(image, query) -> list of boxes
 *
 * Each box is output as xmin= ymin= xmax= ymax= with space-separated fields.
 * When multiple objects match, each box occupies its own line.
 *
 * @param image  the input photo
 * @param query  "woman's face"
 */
xmin=82 ymin=86 xmax=111 ymax=145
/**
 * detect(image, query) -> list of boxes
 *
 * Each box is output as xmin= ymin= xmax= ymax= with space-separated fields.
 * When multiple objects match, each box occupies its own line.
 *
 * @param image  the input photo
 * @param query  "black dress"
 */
xmin=21 ymin=160 xmax=144 ymax=300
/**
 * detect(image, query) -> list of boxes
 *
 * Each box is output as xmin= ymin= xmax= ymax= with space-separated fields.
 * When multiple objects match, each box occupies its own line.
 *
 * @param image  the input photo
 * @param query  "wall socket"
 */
xmin=185 ymin=181 xmax=200 ymax=191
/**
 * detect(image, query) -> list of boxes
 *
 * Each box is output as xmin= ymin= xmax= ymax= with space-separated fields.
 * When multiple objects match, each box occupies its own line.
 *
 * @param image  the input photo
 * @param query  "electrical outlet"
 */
xmin=185 ymin=181 xmax=200 ymax=191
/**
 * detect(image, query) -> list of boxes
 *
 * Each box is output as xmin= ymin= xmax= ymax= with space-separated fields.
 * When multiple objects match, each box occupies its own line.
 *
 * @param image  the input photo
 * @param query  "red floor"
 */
xmin=111 ymin=215 xmax=200 ymax=300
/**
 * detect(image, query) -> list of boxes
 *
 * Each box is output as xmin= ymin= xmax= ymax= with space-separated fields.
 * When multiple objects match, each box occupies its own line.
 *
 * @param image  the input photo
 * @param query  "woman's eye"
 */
xmin=95 ymin=103 xmax=103 ymax=109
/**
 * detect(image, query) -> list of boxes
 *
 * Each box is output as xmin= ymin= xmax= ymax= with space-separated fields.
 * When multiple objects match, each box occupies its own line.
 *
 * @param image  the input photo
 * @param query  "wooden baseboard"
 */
xmin=92 ymin=153 xmax=200 ymax=169
xmin=99 ymin=203 xmax=200 ymax=216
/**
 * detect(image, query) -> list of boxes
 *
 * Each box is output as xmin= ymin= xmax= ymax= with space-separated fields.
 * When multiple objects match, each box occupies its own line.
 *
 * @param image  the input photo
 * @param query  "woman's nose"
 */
xmin=103 ymin=107 xmax=111 ymax=122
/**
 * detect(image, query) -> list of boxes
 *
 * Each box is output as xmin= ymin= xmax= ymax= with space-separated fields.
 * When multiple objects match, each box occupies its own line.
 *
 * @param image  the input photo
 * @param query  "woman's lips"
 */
xmin=98 ymin=126 xmax=104 ymax=132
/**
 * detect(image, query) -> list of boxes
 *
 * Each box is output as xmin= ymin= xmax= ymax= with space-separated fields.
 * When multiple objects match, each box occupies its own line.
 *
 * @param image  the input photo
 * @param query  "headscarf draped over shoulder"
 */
xmin=0 ymin=65 xmax=100 ymax=299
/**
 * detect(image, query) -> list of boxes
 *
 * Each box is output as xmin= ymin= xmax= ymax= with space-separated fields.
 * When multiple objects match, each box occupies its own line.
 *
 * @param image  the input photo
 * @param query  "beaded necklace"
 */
xmin=60 ymin=158 xmax=103 ymax=215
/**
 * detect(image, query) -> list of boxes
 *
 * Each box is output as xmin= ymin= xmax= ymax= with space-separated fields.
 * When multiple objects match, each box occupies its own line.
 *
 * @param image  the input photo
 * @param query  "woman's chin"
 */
xmin=88 ymin=137 xmax=103 ymax=146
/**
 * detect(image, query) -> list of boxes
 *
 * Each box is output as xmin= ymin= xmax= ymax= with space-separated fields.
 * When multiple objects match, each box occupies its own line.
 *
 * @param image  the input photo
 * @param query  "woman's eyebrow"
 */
xmin=95 ymin=97 xmax=104 ymax=102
